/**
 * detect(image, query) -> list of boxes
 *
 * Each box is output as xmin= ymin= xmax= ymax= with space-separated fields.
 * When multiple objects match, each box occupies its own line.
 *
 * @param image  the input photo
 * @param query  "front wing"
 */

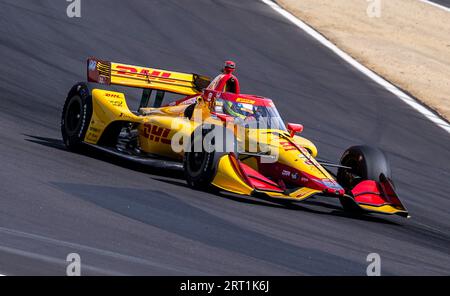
xmin=211 ymin=154 xmax=409 ymax=217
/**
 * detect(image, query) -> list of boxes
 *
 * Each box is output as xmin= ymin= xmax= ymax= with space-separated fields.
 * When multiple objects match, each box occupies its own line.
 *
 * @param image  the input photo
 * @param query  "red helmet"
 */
xmin=222 ymin=60 xmax=236 ymax=74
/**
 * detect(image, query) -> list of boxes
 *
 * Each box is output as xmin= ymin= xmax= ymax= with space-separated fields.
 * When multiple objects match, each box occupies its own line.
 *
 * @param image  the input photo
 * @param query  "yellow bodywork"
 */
xmin=85 ymin=90 xmax=141 ymax=144
xmin=212 ymin=155 xmax=254 ymax=196
xmin=85 ymin=89 xmax=222 ymax=158
xmin=359 ymin=204 xmax=409 ymax=217
xmin=85 ymin=89 xmax=325 ymax=200
xmin=211 ymin=154 xmax=322 ymax=201
xmin=82 ymin=58 xmax=407 ymax=217
xmin=109 ymin=62 xmax=200 ymax=96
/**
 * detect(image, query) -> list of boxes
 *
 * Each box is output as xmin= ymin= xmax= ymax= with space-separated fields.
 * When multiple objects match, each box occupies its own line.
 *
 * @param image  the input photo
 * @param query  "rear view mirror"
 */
xmin=287 ymin=123 xmax=303 ymax=137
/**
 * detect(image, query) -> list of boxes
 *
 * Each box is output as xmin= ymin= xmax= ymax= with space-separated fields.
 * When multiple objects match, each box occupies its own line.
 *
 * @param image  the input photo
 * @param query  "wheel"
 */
xmin=336 ymin=145 xmax=391 ymax=213
xmin=337 ymin=145 xmax=391 ymax=190
xmin=183 ymin=125 xmax=236 ymax=189
xmin=61 ymin=83 xmax=92 ymax=151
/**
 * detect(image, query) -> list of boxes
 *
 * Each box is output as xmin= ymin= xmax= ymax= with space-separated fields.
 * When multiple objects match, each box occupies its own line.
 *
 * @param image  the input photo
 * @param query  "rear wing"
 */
xmin=87 ymin=57 xmax=210 ymax=96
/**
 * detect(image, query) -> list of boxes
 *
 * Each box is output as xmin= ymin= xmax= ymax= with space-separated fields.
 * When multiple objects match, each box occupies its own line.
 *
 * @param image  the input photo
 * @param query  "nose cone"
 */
xmin=275 ymin=142 xmax=344 ymax=195
xmin=316 ymin=179 xmax=345 ymax=196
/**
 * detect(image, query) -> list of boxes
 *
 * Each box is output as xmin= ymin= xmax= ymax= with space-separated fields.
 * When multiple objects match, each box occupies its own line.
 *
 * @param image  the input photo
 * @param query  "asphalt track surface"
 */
xmin=427 ymin=0 xmax=450 ymax=9
xmin=0 ymin=0 xmax=449 ymax=275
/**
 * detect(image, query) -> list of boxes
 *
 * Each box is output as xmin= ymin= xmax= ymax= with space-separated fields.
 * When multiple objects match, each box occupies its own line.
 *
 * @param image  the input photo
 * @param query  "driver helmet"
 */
xmin=223 ymin=101 xmax=253 ymax=120
xmin=222 ymin=60 xmax=236 ymax=74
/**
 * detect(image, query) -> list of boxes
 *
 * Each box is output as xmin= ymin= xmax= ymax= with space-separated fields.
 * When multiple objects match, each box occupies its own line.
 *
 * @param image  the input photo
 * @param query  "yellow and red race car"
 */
xmin=61 ymin=57 xmax=409 ymax=218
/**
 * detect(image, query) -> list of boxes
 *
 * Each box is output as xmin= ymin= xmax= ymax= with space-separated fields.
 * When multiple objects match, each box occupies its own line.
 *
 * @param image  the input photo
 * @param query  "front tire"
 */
xmin=337 ymin=145 xmax=391 ymax=212
xmin=183 ymin=125 xmax=236 ymax=189
xmin=337 ymin=145 xmax=391 ymax=190
xmin=61 ymin=83 xmax=92 ymax=151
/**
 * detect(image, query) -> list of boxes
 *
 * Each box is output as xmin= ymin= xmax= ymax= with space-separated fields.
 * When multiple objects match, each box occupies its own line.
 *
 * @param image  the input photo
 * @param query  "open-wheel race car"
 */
xmin=61 ymin=57 xmax=409 ymax=218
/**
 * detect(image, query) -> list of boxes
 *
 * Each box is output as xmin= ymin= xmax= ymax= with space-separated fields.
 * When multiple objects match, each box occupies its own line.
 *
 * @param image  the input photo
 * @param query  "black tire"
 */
xmin=61 ymin=83 xmax=92 ymax=151
xmin=183 ymin=125 xmax=236 ymax=189
xmin=337 ymin=145 xmax=391 ymax=191
xmin=183 ymin=103 xmax=196 ymax=120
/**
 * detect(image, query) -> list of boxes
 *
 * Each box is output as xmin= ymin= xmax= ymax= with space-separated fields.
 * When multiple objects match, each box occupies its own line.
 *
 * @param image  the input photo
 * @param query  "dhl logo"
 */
xmin=143 ymin=123 xmax=171 ymax=144
xmin=114 ymin=65 xmax=176 ymax=83
xmin=105 ymin=93 xmax=121 ymax=98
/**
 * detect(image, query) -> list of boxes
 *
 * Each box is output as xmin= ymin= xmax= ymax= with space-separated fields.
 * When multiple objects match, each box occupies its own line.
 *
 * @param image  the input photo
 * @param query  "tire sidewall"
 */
xmin=184 ymin=125 xmax=235 ymax=189
xmin=61 ymin=83 xmax=92 ymax=150
xmin=337 ymin=145 xmax=391 ymax=190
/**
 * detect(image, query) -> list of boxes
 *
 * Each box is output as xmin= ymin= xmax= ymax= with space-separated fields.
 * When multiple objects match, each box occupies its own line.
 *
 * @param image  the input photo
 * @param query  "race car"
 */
xmin=61 ymin=57 xmax=409 ymax=218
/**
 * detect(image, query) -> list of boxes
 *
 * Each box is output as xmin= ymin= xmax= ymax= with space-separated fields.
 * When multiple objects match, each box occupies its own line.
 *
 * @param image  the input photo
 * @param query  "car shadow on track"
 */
xmin=25 ymin=134 xmax=400 ymax=226
xmin=24 ymin=134 xmax=184 ymax=179
xmin=150 ymin=177 xmax=401 ymax=226
xmin=24 ymin=135 xmax=67 ymax=151
xmin=50 ymin=181 xmax=369 ymax=275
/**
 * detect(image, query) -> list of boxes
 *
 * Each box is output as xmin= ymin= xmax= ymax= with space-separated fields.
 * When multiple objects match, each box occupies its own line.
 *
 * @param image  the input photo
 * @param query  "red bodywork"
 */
xmin=351 ymin=177 xmax=405 ymax=208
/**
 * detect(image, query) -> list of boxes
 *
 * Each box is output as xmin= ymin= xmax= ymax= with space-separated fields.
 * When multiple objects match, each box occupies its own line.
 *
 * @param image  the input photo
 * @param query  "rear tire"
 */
xmin=61 ymin=83 xmax=92 ymax=151
xmin=183 ymin=125 xmax=236 ymax=189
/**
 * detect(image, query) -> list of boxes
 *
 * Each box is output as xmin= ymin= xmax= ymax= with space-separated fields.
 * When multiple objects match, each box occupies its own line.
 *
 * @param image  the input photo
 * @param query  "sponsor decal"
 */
xmin=143 ymin=123 xmax=171 ymax=144
xmin=78 ymin=104 xmax=87 ymax=138
xmin=98 ymin=76 xmax=107 ymax=84
xmin=317 ymin=178 xmax=343 ymax=190
xmin=291 ymin=172 xmax=299 ymax=180
xmin=105 ymin=93 xmax=121 ymax=98
xmin=109 ymin=100 xmax=123 ymax=107
xmin=294 ymin=187 xmax=311 ymax=198
xmin=281 ymin=170 xmax=291 ymax=177
xmin=119 ymin=112 xmax=134 ymax=120
xmin=86 ymin=132 xmax=99 ymax=141
xmin=105 ymin=93 xmax=123 ymax=106
xmin=280 ymin=141 xmax=297 ymax=151
xmin=296 ymin=191 xmax=305 ymax=198
xmin=88 ymin=60 xmax=97 ymax=71
xmin=114 ymin=65 xmax=176 ymax=83
xmin=236 ymin=98 xmax=255 ymax=104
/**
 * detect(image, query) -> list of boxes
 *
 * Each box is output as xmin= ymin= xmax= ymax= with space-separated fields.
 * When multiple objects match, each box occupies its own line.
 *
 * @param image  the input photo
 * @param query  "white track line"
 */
xmin=261 ymin=0 xmax=450 ymax=134
xmin=419 ymin=0 xmax=450 ymax=12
